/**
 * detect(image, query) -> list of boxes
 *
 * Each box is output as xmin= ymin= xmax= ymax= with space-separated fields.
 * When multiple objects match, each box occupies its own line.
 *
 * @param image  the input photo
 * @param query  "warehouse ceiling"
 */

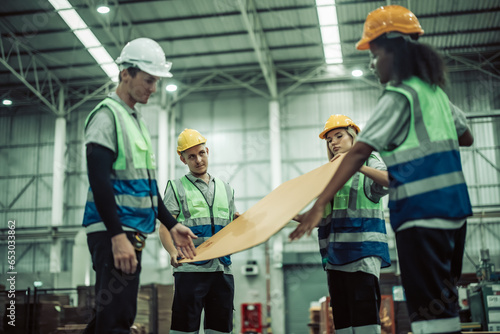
xmin=0 ymin=0 xmax=499 ymax=113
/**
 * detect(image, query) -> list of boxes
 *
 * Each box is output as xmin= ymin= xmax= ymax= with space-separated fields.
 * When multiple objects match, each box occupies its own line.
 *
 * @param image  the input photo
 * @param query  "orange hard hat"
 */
xmin=319 ymin=115 xmax=360 ymax=139
xmin=177 ymin=129 xmax=207 ymax=155
xmin=356 ymin=5 xmax=424 ymax=50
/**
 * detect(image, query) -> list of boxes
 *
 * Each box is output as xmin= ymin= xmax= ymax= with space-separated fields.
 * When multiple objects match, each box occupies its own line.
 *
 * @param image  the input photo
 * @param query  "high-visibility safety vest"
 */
xmin=318 ymin=156 xmax=391 ymax=269
xmin=170 ymin=176 xmax=234 ymax=266
xmin=82 ymin=98 xmax=159 ymax=233
xmin=380 ymin=77 xmax=472 ymax=231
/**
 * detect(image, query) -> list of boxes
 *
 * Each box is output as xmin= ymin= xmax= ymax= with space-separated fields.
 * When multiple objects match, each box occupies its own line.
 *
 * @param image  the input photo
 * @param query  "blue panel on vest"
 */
xmin=190 ymin=225 xmax=213 ymax=237
xmin=119 ymin=206 xmax=157 ymax=233
xmin=389 ymin=183 xmax=472 ymax=229
xmin=82 ymin=201 xmax=100 ymax=225
xmin=112 ymin=179 xmax=158 ymax=195
xmin=318 ymin=218 xmax=387 ymax=238
xmin=325 ymin=241 xmax=391 ymax=268
xmin=389 ymin=150 xmax=462 ymax=186
xmin=82 ymin=202 xmax=157 ymax=233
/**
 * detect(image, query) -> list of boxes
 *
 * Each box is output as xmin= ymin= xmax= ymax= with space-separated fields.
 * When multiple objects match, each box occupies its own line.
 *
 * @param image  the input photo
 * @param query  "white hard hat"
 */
xmin=115 ymin=38 xmax=172 ymax=77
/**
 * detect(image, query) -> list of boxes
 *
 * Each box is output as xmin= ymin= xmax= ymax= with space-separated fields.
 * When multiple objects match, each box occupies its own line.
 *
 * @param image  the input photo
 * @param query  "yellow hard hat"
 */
xmin=177 ymin=129 xmax=207 ymax=155
xmin=356 ymin=5 xmax=424 ymax=51
xmin=319 ymin=115 xmax=360 ymax=139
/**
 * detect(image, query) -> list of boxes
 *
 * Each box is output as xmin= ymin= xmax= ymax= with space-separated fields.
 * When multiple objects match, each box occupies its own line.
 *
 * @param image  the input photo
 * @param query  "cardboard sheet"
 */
xmin=179 ymin=155 xmax=344 ymax=263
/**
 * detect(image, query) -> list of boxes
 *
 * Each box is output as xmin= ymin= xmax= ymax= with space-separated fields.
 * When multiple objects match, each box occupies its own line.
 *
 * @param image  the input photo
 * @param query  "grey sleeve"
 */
xmin=356 ymin=91 xmax=411 ymax=152
xmin=232 ymin=189 xmax=238 ymax=215
xmin=449 ymin=102 xmax=469 ymax=137
xmin=163 ymin=182 xmax=180 ymax=216
xmin=84 ymin=107 xmax=117 ymax=154
xmin=364 ymin=155 xmax=389 ymax=203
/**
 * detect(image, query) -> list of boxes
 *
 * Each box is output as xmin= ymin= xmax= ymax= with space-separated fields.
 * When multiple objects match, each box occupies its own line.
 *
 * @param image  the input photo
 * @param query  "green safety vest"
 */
xmin=82 ymin=97 xmax=159 ymax=233
xmin=318 ymin=156 xmax=390 ymax=268
xmin=380 ymin=76 xmax=472 ymax=230
xmin=170 ymin=176 xmax=234 ymax=265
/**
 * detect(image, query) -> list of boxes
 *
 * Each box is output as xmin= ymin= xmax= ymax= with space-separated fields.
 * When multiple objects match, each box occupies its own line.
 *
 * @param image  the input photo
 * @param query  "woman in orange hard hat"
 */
xmin=290 ymin=5 xmax=474 ymax=334
xmin=316 ymin=115 xmax=390 ymax=332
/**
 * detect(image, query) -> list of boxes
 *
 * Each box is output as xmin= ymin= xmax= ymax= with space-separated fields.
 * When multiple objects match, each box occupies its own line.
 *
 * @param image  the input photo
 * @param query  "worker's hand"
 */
xmin=170 ymin=223 xmax=197 ymax=260
xmin=111 ymin=233 xmax=138 ymax=274
xmin=289 ymin=202 xmax=325 ymax=240
xmin=293 ymin=212 xmax=305 ymax=223
xmin=234 ymin=212 xmax=241 ymax=220
xmin=170 ymin=252 xmax=182 ymax=268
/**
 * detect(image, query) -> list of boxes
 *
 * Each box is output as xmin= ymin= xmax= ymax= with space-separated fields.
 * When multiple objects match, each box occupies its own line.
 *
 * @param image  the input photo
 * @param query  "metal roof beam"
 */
xmin=217 ymin=71 xmax=269 ymax=99
xmin=0 ymin=31 xmax=62 ymax=114
xmin=238 ymin=0 xmax=277 ymax=98
xmin=4 ymin=24 xmax=319 ymax=41
xmin=446 ymin=54 xmax=500 ymax=81
xmin=341 ymin=7 xmax=500 ymax=25
xmin=278 ymin=66 xmax=325 ymax=98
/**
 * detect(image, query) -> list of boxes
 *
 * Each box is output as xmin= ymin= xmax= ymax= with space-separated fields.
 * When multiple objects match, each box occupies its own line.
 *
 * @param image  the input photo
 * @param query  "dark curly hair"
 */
xmin=371 ymin=33 xmax=448 ymax=89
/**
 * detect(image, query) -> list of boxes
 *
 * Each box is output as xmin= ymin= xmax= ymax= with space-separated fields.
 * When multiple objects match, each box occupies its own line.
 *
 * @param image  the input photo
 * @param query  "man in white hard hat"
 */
xmin=159 ymin=129 xmax=239 ymax=334
xmin=82 ymin=38 xmax=197 ymax=334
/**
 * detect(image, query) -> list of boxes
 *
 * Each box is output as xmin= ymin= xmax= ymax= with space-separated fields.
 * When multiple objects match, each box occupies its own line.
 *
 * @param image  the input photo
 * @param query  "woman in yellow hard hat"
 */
xmin=291 ymin=5 xmax=474 ymax=334
xmin=316 ymin=115 xmax=390 ymax=332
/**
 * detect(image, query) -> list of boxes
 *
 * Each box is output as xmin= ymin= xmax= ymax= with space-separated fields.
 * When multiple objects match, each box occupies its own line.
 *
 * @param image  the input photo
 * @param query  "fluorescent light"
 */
xmin=87 ymin=46 xmax=115 ymax=64
xmin=73 ymin=29 xmax=101 ymax=48
xmin=316 ymin=5 xmax=337 ymax=26
xmin=48 ymin=1 xmax=119 ymax=81
xmin=48 ymin=0 xmax=73 ymax=10
xmin=34 ymin=281 xmax=43 ymax=287
xmin=320 ymin=26 xmax=340 ymax=44
xmin=58 ymin=9 xmax=87 ymax=30
xmin=352 ymin=69 xmax=363 ymax=77
xmin=97 ymin=5 xmax=110 ymax=14
xmin=324 ymin=44 xmax=342 ymax=64
xmin=316 ymin=0 xmax=343 ymax=65
xmin=166 ymin=84 xmax=178 ymax=92
xmin=2 ymin=99 xmax=13 ymax=106
xmin=316 ymin=0 xmax=334 ymax=5
xmin=100 ymin=63 xmax=120 ymax=82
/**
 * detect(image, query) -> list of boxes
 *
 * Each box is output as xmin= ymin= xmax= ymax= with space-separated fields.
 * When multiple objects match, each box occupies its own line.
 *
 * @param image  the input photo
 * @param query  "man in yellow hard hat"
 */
xmin=82 ymin=38 xmax=197 ymax=334
xmin=159 ymin=129 xmax=239 ymax=334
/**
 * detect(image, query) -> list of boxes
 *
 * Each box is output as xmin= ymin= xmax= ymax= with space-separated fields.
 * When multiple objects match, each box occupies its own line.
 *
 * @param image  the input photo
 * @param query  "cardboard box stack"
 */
xmin=136 ymin=283 xmax=174 ymax=334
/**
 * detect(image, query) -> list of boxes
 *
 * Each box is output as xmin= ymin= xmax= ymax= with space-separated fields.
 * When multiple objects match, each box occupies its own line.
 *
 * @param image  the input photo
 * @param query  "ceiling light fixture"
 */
xmin=48 ymin=0 xmax=119 ymax=82
xmin=316 ymin=0 xmax=342 ymax=64
xmin=166 ymin=84 xmax=178 ymax=92
xmin=97 ymin=5 xmax=110 ymax=14
xmin=351 ymin=69 xmax=363 ymax=77
xmin=2 ymin=99 xmax=13 ymax=106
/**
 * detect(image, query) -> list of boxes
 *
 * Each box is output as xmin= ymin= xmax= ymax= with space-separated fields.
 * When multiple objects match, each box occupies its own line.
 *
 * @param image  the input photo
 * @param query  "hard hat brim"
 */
xmin=137 ymin=63 xmax=173 ymax=78
xmin=355 ymin=37 xmax=371 ymax=51
xmin=319 ymin=124 xmax=361 ymax=139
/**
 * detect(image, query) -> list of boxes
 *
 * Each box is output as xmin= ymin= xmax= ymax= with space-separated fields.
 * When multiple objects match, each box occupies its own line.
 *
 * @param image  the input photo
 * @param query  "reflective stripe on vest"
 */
xmin=318 ymin=156 xmax=390 ymax=268
xmin=82 ymin=98 xmax=158 ymax=233
xmin=170 ymin=176 xmax=234 ymax=265
xmin=380 ymin=77 xmax=472 ymax=230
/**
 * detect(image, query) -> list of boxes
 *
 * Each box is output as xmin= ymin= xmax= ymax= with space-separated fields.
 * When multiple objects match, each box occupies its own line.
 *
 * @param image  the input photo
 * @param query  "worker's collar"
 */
xmin=108 ymin=92 xmax=140 ymax=118
xmin=186 ymin=172 xmax=212 ymax=184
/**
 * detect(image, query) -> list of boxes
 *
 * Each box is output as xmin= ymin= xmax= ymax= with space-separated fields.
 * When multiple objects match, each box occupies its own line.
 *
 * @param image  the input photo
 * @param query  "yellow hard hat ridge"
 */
xmin=319 ymin=115 xmax=360 ymax=139
xmin=177 ymin=128 xmax=207 ymax=155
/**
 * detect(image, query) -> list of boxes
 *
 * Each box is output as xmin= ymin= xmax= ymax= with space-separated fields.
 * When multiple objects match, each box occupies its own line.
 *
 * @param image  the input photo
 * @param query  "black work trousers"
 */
xmin=327 ymin=270 xmax=381 ymax=330
xmin=171 ymin=271 xmax=234 ymax=333
xmin=83 ymin=231 xmax=142 ymax=334
xmin=396 ymin=224 xmax=466 ymax=334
